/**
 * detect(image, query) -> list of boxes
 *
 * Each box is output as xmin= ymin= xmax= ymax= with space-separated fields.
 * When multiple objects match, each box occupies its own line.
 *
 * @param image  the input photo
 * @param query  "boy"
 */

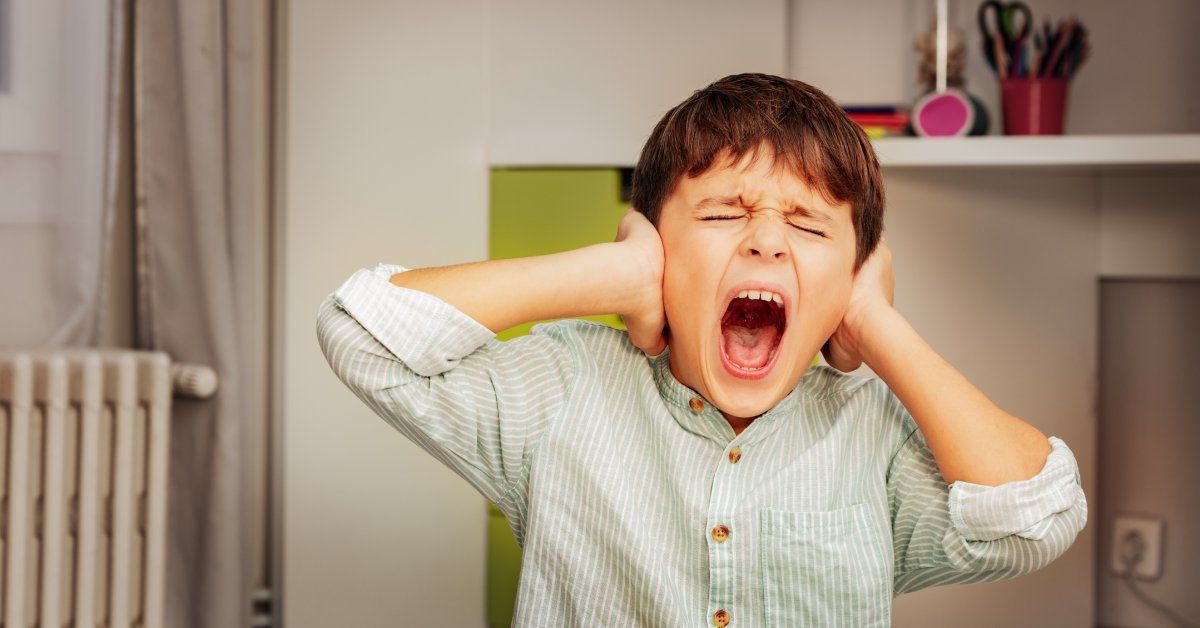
xmin=316 ymin=73 xmax=1086 ymax=627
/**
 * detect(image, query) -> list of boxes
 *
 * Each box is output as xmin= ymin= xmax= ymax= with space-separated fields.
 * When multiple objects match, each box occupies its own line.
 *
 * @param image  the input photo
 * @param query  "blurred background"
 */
xmin=1 ymin=0 xmax=1198 ymax=626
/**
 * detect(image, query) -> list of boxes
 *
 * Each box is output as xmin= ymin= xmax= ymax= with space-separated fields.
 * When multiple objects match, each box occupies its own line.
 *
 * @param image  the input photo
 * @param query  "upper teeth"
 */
xmin=737 ymin=289 xmax=783 ymax=307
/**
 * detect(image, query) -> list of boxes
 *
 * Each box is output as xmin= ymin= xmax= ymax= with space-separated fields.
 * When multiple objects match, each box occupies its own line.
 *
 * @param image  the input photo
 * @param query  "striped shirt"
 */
xmin=316 ymin=262 xmax=1087 ymax=627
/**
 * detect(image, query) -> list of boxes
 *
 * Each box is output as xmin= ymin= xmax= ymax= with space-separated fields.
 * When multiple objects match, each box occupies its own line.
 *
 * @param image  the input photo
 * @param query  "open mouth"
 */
xmin=718 ymin=288 xmax=787 ymax=380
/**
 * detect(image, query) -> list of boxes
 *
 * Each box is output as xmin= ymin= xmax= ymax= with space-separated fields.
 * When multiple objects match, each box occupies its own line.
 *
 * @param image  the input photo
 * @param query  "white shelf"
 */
xmin=490 ymin=134 xmax=1200 ymax=172
xmin=872 ymin=134 xmax=1200 ymax=170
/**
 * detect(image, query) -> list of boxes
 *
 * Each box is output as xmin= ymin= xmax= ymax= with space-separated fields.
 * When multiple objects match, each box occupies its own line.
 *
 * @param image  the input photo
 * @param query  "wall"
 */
xmin=489 ymin=0 xmax=786 ymax=166
xmin=1099 ymin=175 xmax=1200 ymax=278
xmin=280 ymin=1 xmax=492 ymax=626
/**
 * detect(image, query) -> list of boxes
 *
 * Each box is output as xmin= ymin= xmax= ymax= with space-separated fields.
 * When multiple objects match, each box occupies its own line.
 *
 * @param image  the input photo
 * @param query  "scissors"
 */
xmin=977 ymin=0 xmax=1033 ymax=77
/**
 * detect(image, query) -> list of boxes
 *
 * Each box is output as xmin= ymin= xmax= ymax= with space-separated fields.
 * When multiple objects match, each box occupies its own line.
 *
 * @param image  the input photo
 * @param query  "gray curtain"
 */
xmin=132 ymin=1 xmax=271 ymax=626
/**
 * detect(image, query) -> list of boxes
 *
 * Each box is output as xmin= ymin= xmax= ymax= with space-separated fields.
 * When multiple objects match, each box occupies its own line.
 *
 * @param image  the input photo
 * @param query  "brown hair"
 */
xmin=630 ymin=73 xmax=885 ymax=271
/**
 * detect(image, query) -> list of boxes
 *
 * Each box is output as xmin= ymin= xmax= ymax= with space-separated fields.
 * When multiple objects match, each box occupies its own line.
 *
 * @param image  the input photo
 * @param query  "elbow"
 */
xmin=949 ymin=474 xmax=1088 ymax=576
xmin=315 ymin=296 xmax=348 ymax=384
xmin=315 ymin=293 xmax=418 ymax=396
xmin=315 ymin=294 xmax=344 ymax=369
xmin=314 ymin=294 xmax=369 ymax=392
xmin=1020 ymin=431 xmax=1055 ymax=482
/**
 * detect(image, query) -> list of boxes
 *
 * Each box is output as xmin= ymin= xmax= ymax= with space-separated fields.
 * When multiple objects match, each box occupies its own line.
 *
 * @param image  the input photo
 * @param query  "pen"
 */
xmin=1039 ymin=17 xmax=1073 ymax=78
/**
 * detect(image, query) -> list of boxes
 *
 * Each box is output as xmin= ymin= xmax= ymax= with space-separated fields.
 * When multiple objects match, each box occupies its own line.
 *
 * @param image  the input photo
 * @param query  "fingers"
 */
xmin=643 ymin=335 xmax=667 ymax=358
xmin=643 ymin=316 xmax=669 ymax=357
xmin=625 ymin=305 xmax=667 ymax=357
xmin=616 ymin=207 xmax=641 ymax=240
xmin=835 ymin=356 xmax=863 ymax=373
xmin=822 ymin=337 xmax=862 ymax=373
xmin=629 ymin=325 xmax=667 ymax=357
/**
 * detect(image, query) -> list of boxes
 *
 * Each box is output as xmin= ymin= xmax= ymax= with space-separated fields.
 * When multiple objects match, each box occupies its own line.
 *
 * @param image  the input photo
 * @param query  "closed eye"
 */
xmin=700 ymin=214 xmax=827 ymax=238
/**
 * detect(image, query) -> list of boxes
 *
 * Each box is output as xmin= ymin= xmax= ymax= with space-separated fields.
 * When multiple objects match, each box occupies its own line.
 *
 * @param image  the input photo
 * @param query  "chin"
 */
xmin=705 ymin=356 xmax=800 ymax=417
xmin=709 ymin=391 xmax=777 ymax=419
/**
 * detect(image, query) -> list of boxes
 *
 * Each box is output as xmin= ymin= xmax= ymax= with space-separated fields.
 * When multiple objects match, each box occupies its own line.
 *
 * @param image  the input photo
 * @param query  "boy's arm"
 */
xmin=826 ymin=239 xmax=1086 ymax=591
xmin=315 ymin=244 xmax=628 ymax=506
xmin=862 ymin=298 xmax=1085 ymax=594
xmin=884 ymin=401 xmax=1086 ymax=594
xmin=866 ymin=308 xmax=1086 ymax=592
xmin=389 ymin=208 xmax=668 ymax=355
xmin=316 ymin=212 xmax=666 ymax=518
xmin=829 ymin=237 xmax=1054 ymax=487
xmin=389 ymin=242 xmax=645 ymax=335
xmin=861 ymin=306 xmax=1054 ymax=487
xmin=864 ymin=295 xmax=1089 ymax=595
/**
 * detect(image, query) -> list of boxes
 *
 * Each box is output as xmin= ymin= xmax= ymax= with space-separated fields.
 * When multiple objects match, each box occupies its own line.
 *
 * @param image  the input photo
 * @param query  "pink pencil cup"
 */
xmin=1000 ymin=77 xmax=1069 ymax=135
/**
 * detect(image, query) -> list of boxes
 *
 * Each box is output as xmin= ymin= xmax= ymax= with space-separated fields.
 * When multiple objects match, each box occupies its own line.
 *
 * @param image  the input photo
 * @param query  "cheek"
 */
xmin=662 ymin=264 xmax=709 ymax=329
xmin=792 ymin=254 xmax=853 ymax=314
xmin=791 ymin=248 xmax=842 ymax=284
xmin=665 ymin=236 xmax=726 ymax=291
xmin=662 ymin=248 xmax=726 ymax=336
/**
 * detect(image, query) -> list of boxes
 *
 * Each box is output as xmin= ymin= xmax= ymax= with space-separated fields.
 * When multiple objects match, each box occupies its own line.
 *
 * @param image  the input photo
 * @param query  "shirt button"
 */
xmin=689 ymin=397 xmax=704 ymax=413
xmin=728 ymin=446 xmax=742 ymax=463
xmin=712 ymin=609 xmax=730 ymax=626
xmin=711 ymin=524 xmax=730 ymax=543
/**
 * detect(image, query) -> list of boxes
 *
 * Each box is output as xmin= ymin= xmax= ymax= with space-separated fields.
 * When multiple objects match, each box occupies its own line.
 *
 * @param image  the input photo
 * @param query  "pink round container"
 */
xmin=911 ymin=89 xmax=975 ymax=137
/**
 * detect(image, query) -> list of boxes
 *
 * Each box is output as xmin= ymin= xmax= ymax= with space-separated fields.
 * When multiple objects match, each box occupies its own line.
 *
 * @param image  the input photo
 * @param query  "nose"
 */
xmin=743 ymin=216 xmax=789 ymax=262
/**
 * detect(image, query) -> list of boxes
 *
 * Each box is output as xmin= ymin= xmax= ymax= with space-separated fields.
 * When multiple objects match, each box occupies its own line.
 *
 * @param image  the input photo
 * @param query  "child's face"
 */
xmin=657 ymin=145 xmax=857 ymax=420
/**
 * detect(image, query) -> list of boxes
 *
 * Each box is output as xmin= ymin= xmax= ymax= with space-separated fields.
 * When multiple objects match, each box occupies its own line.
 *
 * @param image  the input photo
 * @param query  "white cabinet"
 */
xmin=489 ymin=0 xmax=787 ymax=166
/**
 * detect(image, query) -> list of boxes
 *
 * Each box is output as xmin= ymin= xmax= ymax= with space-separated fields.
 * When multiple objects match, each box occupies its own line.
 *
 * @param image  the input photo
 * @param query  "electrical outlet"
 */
xmin=1110 ymin=515 xmax=1164 ymax=580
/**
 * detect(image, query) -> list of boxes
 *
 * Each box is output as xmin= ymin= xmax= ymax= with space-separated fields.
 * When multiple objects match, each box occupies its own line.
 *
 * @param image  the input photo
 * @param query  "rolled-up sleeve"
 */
xmin=315 ymin=263 xmax=578 ymax=518
xmin=948 ymin=436 xmax=1083 ymax=542
xmin=886 ymin=401 xmax=1087 ymax=596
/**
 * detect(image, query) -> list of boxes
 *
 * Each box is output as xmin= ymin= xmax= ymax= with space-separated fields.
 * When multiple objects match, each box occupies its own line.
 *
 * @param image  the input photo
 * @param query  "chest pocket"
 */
xmin=759 ymin=502 xmax=891 ymax=627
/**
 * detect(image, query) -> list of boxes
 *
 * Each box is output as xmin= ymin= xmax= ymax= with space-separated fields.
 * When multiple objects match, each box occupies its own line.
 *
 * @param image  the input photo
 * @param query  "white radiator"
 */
xmin=0 ymin=349 xmax=186 ymax=628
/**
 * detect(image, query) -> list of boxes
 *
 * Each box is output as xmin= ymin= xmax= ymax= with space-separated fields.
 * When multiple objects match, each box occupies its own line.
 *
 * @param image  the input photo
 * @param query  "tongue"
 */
xmin=722 ymin=324 xmax=779 ymax=369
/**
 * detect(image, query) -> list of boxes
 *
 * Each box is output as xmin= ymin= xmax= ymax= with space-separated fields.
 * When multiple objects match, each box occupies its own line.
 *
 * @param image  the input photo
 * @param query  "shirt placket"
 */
xmin=687 ymin=394 xmax=745 ymax=627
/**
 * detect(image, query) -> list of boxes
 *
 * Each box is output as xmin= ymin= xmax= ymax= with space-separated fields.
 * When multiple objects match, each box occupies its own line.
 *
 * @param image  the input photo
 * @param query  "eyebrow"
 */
xmin=695 ymin=195 xmax=835 ymax=224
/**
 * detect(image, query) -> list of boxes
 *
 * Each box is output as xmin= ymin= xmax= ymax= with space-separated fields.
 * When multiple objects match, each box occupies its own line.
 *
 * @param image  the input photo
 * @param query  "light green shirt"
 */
xmin=316 ymin=263 xmax=1087 ymax=627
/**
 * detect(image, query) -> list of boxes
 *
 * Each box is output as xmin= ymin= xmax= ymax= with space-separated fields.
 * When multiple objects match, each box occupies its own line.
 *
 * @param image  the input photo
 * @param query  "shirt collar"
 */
xmin=648 ymin=346 xmax=816 ymax=446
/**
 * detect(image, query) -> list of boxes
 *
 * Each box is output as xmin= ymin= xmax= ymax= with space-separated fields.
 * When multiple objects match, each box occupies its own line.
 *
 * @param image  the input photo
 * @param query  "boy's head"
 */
xmin=630 ymin=72 xmax=885 ymax=421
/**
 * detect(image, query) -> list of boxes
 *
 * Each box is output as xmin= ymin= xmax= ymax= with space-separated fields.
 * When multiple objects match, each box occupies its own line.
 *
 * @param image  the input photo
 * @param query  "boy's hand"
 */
xmin=613 ymin=208 xmax=668 ymax=357
xmin=821 ymin=235 xmax=895 ymax=372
